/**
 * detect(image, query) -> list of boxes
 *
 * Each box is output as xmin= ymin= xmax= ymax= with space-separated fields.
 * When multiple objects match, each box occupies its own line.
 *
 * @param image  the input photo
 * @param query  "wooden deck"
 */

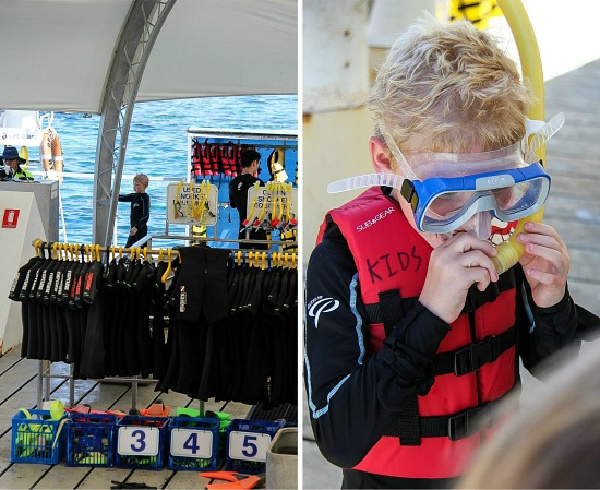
xmin=542 ymin=58 xmax=600 ymax=315
xmin=0 ymin=348 xmax=255 ymax=489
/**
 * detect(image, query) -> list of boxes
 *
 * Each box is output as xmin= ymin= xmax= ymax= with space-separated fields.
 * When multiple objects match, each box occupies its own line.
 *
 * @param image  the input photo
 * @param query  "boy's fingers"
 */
xmin=466 ymin=267 xmax=491 ymax=291
xmin=526 ymin=267 xmax=561 ymax=285
xmin=524 ymin=243 xmax=564 ymax=269
xmin=524 ymin=221 xmax=557 ymax=236
xmin=461 ymin=250 xmax=499 ymax=282
xmin=517 ymin=232 xmax=562 ymax=251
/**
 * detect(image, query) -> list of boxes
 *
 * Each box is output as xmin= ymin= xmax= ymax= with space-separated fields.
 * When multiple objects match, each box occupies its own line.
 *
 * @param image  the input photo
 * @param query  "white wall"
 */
xmin=0 ymin=191 xmax=46 ymax=354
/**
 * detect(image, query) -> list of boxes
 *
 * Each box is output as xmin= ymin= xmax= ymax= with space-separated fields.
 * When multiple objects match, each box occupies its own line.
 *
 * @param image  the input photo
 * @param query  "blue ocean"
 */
xmin=46 ymin=95 xmax=298 ymax=248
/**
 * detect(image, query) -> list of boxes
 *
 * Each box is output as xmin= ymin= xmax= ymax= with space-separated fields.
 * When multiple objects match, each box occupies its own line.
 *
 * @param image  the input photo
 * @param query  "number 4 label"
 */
xmin=170 ymin=429 xmax=213 ymax=458
xmin=118 ymin=427 xmax=160 ymax=456
xmin=228 ymin=431 xmax=271 ymax=462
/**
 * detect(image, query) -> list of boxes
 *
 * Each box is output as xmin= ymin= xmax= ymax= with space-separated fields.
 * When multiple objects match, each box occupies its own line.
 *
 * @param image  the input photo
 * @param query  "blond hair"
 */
xmin=133 ymin=173 xmax=149 ymax=187
xmin=460 ymin=342 xmax=600 ymax=488
xmin=368 ymin=15 xmax=532 ymax=153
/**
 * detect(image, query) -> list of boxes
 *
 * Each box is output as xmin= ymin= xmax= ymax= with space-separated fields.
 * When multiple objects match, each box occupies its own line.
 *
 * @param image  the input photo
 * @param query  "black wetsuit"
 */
xmin=119 ymin=192 xmax=150 ymax=248
xmin=304 ymin=220 xmax=596 ymax=489
xmin=228 ymin=173 xmax=267 ymax=249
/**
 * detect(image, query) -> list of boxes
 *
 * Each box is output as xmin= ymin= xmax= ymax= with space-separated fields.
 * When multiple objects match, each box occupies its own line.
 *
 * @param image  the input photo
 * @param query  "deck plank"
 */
xmin=0 ymin=463 xmax=52 ymax=490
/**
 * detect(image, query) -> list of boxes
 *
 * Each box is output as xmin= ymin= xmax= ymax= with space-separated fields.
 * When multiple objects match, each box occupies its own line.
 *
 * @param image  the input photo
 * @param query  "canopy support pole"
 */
xmin=92 ymin=0 xmax=176 ymax=247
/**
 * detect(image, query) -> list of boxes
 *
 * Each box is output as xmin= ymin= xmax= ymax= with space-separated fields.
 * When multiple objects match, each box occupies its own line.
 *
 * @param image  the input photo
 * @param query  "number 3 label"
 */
xmin=170 ymin=429 xmax=213 ymax=458
xmin=228 ymin=431 xmax=271 ymax=462
xmin=118 ymin=427 xmax=159 ymax=456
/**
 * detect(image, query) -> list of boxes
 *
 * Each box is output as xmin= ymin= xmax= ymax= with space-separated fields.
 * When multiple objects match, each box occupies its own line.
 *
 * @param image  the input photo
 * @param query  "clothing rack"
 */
xmin=29 ymin=240 xmax=183 ymax=414
xmin=29 ymin=237 xmax=297 ymax=413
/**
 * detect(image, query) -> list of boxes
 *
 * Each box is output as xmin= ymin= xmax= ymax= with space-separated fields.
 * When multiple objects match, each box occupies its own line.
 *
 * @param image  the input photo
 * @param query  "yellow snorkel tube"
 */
xmin=492 ymin=0 xmax=545 ymax=274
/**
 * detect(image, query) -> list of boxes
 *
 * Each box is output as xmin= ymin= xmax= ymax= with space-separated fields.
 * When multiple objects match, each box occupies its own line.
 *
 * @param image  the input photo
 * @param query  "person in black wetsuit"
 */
xmin=228 ymin=149 xmax=267 ymax=250
xmin=119 ymin=173 xmax=150 ymax=248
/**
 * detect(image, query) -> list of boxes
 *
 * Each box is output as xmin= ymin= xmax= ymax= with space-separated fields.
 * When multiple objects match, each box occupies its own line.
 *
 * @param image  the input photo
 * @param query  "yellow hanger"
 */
xmin=119 ymin=246 xmax=123 ymax=260
xmin=51 ymin=242 xmax=58 ymax=260
xmin=110 ymin=246 xmax=116 ymax=261
xmin=243 ymin=181 xmax=262 ymax=228
xmin=236 ymin=250 xmax=242 ymax=266
xmin=161 ymin=248 xmax=172 ymax=284
xmin=33 ymin=239 xmax=42 ymax=257
xmin=284 ymin=252 xmax=289 ymax=269
xmin=261 ymin=252 xmax=267 ymax=271
xmin=174 ymin=180 xmax=184 ymax=220
xmin=200 ymin=180 xmax=212 ymax=221
xmin=255 ymin=187 xmax=268 ymax=229
xmin=190 ymin=181 xmax=201 ymax=220
xmin=143 ymin=246 xmax=148 ymax=262
xmin=292 ymin=253 xmax=297 ymax=269
xmin=158 ymin=248 xmax=164 ymax=262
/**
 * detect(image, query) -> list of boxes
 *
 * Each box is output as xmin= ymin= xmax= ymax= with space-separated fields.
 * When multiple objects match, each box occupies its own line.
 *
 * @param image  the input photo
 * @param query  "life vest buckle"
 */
xmin=453 ymin=334 xmax=497 ymax=376
xmin=447 ymin=404 xmax=486 ymax=441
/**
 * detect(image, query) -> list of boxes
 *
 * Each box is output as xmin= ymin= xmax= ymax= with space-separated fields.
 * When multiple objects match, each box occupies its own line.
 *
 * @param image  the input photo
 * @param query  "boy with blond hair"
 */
xmin=119 ymin=173 xmax=150 ymax=248
xmin=304 ymin=16 xmax=590 ymax=489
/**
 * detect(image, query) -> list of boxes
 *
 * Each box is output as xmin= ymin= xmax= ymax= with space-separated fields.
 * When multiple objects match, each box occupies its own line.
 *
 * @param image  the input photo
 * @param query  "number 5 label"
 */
xmin=118 ymin=427 xmax=160 ymax=456
xmin=228 ymin=431 xmax=271 ymax=462
xmin=170 ymin=429 xmax=213 ymax=458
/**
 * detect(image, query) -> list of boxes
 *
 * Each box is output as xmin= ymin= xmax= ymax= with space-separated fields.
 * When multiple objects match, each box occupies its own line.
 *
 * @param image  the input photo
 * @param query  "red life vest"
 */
xmin=219 ymin=142 xmax=236 ymax=177
xmin=201 ymin=141 xmax=213 ymax=176
xmin=209 ymin=144 xmax=220 ymax=175
xmin=319 ymin=188 xmax=517 ymax=479
xmin=191 ymin=141 xmax=203 ymax=178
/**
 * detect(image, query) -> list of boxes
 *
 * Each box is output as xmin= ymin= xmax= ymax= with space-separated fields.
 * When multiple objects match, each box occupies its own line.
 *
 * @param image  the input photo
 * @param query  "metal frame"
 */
xmin=93 ymin=0 xmax=176 ymax=248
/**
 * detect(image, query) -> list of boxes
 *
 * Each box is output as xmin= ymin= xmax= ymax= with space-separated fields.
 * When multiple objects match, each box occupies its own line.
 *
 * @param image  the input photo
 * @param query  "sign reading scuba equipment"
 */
xmin=166 ymin=181 xmax=218 ymax=226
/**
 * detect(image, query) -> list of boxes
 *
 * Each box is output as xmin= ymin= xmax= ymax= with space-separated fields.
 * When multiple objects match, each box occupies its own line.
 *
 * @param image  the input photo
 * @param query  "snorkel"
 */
xmin=492 ymin=0 xmax=544 ymax=274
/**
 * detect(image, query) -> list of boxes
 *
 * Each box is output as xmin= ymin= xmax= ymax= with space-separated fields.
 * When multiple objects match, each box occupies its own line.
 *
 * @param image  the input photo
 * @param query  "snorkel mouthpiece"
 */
xmin=464 ymin=211 xmax=493 ymax=240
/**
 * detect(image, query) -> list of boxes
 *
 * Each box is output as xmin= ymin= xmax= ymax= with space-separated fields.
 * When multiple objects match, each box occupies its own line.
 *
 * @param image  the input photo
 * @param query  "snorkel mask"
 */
xmin=328 ymin=113 xmax=564 ymax=242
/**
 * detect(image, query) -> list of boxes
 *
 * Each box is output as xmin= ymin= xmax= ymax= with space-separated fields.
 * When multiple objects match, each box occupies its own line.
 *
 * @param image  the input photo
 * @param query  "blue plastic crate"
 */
xmin=226 ymin=419 xmax=284 ymax=475
xmin=167 ymin=416 xmax=220 ymax=471
xmin=115 ymin=415 xmax=169 ymax=470
xmin=11 ymin=409 xmax=68 ymax=465
xmin=66 ymin=413 xmax=117 ymax=467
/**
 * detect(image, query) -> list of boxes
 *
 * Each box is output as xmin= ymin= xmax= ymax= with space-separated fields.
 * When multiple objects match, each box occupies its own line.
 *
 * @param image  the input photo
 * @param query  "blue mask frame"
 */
xmin=400 ymin=162 xmax=551 ymax=233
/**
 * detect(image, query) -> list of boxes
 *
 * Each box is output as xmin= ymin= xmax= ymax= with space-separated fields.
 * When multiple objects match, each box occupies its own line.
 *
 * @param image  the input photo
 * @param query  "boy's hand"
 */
xmin=517 ymin=222 xmax=569 ymax=308
xmin=419 ymin=233 xmax=499 ymax=324
xmin=130 ymin=227 xmax=137 ymax=236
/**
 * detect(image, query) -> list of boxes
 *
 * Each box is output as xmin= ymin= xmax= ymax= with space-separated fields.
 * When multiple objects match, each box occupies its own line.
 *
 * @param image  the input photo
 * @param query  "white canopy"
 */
xmin=0 ymin=0 xmax=298 ymax=112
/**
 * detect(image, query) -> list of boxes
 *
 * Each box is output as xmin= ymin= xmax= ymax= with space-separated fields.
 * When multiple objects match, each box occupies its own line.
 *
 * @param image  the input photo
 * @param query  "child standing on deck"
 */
xmin=119 ymin=173 xmax=150 ymax=248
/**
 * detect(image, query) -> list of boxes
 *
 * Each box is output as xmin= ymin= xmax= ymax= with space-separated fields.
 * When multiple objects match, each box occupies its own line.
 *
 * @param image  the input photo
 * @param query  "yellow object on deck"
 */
xmin=448 ymin=0 xmax=502 ymax=29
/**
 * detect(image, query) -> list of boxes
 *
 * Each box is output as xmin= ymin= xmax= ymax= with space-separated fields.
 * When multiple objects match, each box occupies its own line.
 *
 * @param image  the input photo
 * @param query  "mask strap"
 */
xmin=378 ymin=120 xmax=417 ymax=180
xmin=524 ymin=112 xmax=565 ymax=164
xmin=327 ymin=173 xmax=405 ymax=193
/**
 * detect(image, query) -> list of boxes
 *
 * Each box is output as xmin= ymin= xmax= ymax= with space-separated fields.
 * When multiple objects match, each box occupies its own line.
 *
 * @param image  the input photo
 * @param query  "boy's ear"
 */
xmin=370 ymin=136 xmax=394 ymax=173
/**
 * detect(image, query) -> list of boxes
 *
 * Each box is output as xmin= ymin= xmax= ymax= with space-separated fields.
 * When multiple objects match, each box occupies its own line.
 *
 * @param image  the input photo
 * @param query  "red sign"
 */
xmin=2 ymin=209 xmax=20 ymax=228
